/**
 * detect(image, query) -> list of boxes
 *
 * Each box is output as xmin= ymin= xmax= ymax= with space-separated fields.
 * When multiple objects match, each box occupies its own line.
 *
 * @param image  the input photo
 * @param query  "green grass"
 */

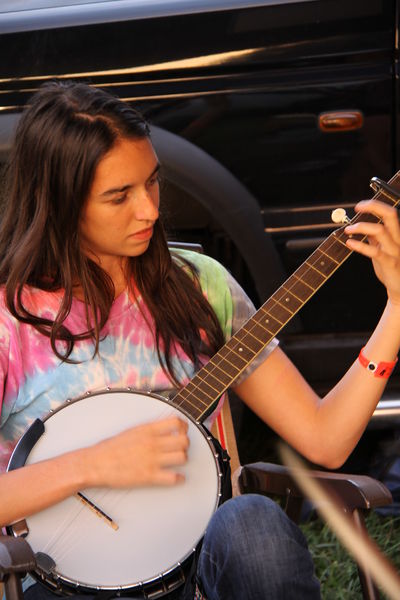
xmin=301 ymin=512 xmax=400 ymax=599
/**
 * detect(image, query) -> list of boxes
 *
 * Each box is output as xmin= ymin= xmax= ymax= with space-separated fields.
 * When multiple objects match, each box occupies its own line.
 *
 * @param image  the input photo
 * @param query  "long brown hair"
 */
xmin=0 ymin=81 xmax=224 ymax=385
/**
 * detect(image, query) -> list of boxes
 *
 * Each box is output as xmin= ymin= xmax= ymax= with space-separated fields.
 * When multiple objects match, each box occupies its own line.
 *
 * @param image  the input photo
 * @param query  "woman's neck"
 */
xmin=73 ymin=258 xmax=129 ymax=301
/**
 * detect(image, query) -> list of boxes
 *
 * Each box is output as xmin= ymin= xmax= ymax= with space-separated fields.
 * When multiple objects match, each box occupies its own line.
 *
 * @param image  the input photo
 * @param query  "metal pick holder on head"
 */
xmin=369 ymin=176 xmax=400 ymax=202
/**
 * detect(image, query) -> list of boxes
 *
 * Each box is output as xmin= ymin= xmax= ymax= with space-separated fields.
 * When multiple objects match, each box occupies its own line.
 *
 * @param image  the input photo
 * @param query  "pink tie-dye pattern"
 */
xmin=0 ymin=284 xmax=212 ymax=470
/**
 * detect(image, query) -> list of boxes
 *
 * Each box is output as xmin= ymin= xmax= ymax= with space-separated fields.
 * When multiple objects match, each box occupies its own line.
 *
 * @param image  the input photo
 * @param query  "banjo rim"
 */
xmin=7 ymin=387 xmax=223 ymax=595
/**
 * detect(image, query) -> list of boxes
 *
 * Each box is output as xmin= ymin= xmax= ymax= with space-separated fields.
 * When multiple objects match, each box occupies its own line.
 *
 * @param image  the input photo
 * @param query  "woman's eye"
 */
xmin=112 ymin=194 xmax=127 ymax=205
xmin=147 ymin=175 xmax=160 ymax=188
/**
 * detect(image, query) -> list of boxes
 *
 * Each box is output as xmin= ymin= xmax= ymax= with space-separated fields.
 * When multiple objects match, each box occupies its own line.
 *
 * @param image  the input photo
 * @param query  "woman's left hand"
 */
xmin=345 ymin=199 xmax=400 ymax=306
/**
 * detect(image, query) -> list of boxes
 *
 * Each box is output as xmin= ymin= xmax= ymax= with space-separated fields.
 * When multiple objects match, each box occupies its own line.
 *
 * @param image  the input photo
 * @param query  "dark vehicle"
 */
xmin=1 ymin=0 xmax=399 ymax=462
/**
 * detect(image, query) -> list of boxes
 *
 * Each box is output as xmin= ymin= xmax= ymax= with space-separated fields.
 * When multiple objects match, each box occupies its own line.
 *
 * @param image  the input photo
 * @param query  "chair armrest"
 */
xmin=236 ymin=462 xmax=393 ymax=520
xmin=0 ymin=535 xmax=36 ymax=580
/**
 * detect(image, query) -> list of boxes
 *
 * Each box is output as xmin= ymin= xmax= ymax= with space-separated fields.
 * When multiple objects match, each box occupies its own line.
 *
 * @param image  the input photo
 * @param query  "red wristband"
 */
xmin=358 ymin=347 xmax=398 ymax=379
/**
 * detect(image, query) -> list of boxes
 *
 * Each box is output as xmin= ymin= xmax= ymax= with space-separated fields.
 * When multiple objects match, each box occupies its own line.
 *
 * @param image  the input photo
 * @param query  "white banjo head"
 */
xmin=12 ymin=390 xmax=221 ymax=591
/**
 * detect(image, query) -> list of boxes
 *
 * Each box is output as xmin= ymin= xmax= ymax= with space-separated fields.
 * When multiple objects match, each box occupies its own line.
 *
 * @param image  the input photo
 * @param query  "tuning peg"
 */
xmin=331 ymin=208 xmax=351 ymax=224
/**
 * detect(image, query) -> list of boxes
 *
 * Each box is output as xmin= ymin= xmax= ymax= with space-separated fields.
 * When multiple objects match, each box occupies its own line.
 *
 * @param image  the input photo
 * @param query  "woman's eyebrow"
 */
xmin=100 ymin=183 xmax=132 ymax=196
xmin=149 ymin=163 xmax=161 ymax=179
xmin=100 ymin=163 xmax=161 ymax=197
xmin=101 ymin=184 xmax=131 ymax=197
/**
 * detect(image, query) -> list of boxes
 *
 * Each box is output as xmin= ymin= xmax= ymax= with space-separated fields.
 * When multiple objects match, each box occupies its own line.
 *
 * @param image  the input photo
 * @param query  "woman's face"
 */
xmin=79 ymin=136 xmax=160 ymax=279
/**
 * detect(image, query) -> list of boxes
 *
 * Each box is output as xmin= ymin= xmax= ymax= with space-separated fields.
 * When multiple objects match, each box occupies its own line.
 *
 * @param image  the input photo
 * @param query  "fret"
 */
xmin=291 ymin=273 xmax=314 ymax=294
xmin=196 ymin=357 xmax=236 ymax=394
xmin=178 ymin=383 xmax=209 ymax=407
xmin=179 ymin=399 xmax=203 ymax=418
xmin=319 ymin=247 xmax=339 ymax=265
xmin=272 ymin=287 xmax=302 ymax=312
xmin=264 ymin=302 xmax=291 ymax=324
xmin=187 ymin=374 xmax=220 ymax=399
xmin=174 ymin=393 xmax=205 ymax=420
xmin=232 ymin=330 xmax=265 ymax=355
xmin=200 ymin=360 xmax=238 ymax=386
xmin=252 ymin=307 xmax=282 ymax=335
xmin=330 ymin=231 xmax=350 ymax=252
xmin=307 ymin=248 xmax=339 ymax=278
xmin=212 ymin=349 xmax=245 ymax=374
xmin=240 ymin=323 xmax=266 ymax=345
xmin=196 ymin=369 xmax=227 ymax=392
xmin=279 ymin=284 xmax=303 ymax=304
xmin=175 ymin=401 xmax=202 ymax=420
xmin=245 ymin=319 xmax=276 ymax=343
xmin=197 ymin=368 xmax=226 ymax=396
xmin=295 ymin=262 xmax=326 ymax=289
xmin=221 ymin=339 xmax=255 ymax=365
xmin=228 ymin=338 xmax=258 ymax=359
xmin=273 ymin=296 xmax=296 ymax=315
xmin=305 ymin=260 xmax=326 ymax=278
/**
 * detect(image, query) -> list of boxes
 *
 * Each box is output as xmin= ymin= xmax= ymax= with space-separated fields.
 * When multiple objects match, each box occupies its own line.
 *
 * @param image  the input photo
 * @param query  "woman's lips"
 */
xmin=129 ymin=226 xmax=154 ymax=240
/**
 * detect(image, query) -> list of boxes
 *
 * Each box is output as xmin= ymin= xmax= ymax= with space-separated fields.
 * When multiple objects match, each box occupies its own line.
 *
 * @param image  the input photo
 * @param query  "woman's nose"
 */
xmin=134 ymin=189 xmax=159 ymax=221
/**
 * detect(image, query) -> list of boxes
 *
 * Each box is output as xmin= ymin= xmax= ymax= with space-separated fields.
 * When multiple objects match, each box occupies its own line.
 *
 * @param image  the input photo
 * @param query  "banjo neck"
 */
xmin=173 ymin=174 xmax=400 ymax=423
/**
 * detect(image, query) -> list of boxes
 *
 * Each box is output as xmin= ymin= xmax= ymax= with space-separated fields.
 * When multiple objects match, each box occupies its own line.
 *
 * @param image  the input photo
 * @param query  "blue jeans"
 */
xmin=24 ymin=494 xmax=321 ymax=600
xmin=197 ymin=494 xmax=321 ymax=599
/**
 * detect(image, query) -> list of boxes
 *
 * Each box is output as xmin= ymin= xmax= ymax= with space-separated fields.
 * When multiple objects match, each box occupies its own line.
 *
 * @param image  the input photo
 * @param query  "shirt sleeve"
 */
xmin=0 ymin=317 xmax=10 ymax=419
xmin=226 ymin=270 xmax=278 ymax=385
xmin=172 ymin=248 xmax=278 ymax=384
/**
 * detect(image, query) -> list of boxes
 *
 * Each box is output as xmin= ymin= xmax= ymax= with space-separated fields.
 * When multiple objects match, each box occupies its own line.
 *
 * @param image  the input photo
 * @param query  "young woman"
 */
xmin=1 ymin=80 xmax=400 ymax=600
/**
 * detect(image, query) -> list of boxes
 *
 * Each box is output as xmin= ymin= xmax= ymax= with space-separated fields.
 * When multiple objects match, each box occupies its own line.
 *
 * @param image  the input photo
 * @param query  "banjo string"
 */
xmin=55 ymin=489 xmax=119 ymax=563
xmin=44 ymin=500 xmax=88 ymax=560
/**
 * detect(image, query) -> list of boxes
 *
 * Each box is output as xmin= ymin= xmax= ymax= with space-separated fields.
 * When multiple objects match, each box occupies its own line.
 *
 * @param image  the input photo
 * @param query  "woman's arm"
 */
xmin=234 ymin=199 xmax=400 ymax=468
xmin=0 ymin=416 xmax=188 ymax=527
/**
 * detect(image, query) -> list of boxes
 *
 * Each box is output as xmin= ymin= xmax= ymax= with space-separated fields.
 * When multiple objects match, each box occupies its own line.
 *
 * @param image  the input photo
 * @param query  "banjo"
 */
xmin=7 ymin=176 xmax=400 ymax=598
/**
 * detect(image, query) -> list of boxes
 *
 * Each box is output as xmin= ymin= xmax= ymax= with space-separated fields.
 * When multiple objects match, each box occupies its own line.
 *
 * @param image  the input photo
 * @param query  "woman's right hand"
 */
xmin=82 ymin=417 xmax=189 ymax=488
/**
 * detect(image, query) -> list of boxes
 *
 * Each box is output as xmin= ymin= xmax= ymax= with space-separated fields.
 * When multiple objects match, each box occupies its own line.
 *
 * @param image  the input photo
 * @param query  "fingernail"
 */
xmin=355 ymin=200 xmax=368 ymax=209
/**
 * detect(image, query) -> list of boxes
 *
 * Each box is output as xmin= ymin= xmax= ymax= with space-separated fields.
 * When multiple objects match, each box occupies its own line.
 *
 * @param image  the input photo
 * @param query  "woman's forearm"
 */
xmin=0 ymin=449 xmax=89 ymax=527
xmin=315 ymin=298 xmax=400 ymax=465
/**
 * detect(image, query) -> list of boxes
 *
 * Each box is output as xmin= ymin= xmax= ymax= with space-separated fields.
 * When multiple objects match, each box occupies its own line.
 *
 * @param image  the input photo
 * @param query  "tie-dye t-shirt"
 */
xmin=0 ymin=250 xmax=278 ymax=472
